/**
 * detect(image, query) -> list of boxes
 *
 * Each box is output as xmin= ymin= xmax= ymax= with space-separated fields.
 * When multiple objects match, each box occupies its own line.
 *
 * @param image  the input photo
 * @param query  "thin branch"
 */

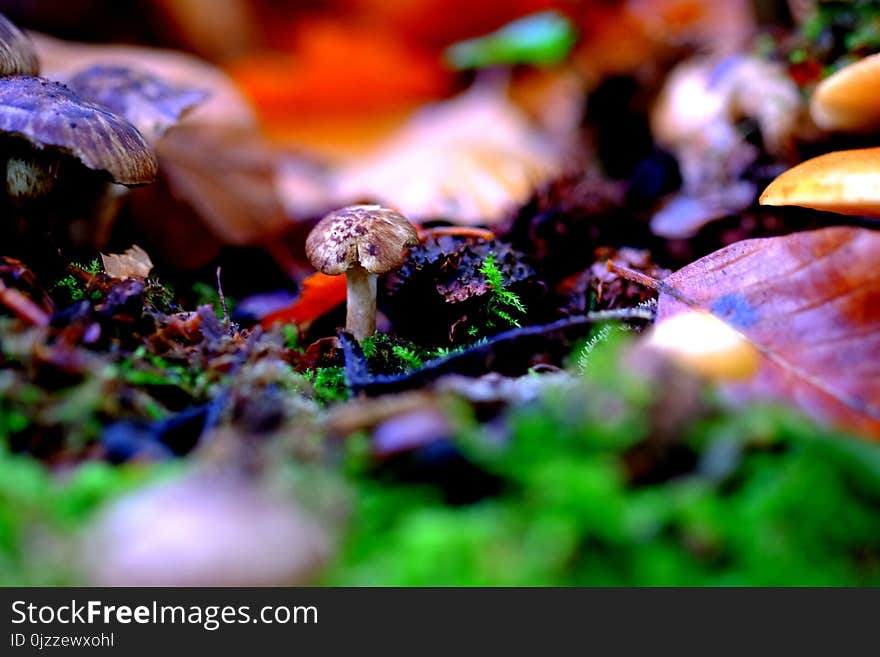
xmin=606 ymin=260 xmax=695 ymax=307
xmin=216 ymin=266 xmax=229 ymax=326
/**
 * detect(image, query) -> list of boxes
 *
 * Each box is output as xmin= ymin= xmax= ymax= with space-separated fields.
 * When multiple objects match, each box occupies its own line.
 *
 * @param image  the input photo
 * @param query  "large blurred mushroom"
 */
xmin=649 ymin=54 xmax=804 ymax=237
xmin=0 ymin=76 xmax=157 ymax=261
xmin=0 ymin=77 xmax=155 ymax=188
xmin=0 ymin=14 xmax=161 ymax=264
xmin=32 ymin=32 xmax=299 ymax=272
xmin=63 ymin=64 xmax=208 ymax=244
xmin=65 ymin=65 xmax=208 ymax=144
xmin=0 ymin=13 xmax=38 ymax=76
xmin=31 ymin=31 xmax=256 ymax=129
xmin=82 ymin=473 xmax=331 ymax=586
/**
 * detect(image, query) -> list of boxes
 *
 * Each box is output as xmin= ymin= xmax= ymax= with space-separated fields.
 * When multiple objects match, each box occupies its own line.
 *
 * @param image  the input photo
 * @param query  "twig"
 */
xmin=419 ymin=226 xmax=496 ymax=242
xmin=585 ymin=306 xmax=655 ymax=322
xmin=216 ymin=266 xmax=229 ymax=325
xmin=606 ymin=260 xmax=694 ymax=307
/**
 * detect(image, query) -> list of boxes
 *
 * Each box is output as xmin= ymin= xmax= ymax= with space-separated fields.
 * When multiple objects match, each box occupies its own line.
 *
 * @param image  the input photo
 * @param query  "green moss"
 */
xmin=282 ymin=324 xmax=300 ymax=350
xmin=362 ymin=333 xmax=431 ymax=373
xmin=801 ymin=1 xmax=880 ymax=62
xmin=307 ymin=366 xmax=349 ymax=405
xmin=327 ymin=339 xmax=880 ymax=586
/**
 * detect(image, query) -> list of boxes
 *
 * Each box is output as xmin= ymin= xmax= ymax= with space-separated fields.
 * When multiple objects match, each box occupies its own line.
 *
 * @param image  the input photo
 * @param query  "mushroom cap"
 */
xmin=65 ymin=65 xmax=209 ymax=143
xmin=759 ymin=146 xmax=880 ymax=217
xmin=811 ymin=53 xmax=880 ymax=133
xmin=0 ymin=14 xmax=38 ymax=76
xmin=31 ymin=32 xmax=257 ymax=131
xmin=306 ymin=204 xmax=419 ymax=275
xmin=82 ymin=475 xmax=331 ymax=586
xmin=0 ymin=76 xmax=157 ymax=185
xmin=646 ymin=311 xmax=759 ymax=381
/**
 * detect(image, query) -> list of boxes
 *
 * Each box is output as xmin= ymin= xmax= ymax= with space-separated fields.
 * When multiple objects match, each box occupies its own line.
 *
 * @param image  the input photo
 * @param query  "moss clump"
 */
xmin=327 ymin=340 xmax=880 ymax=586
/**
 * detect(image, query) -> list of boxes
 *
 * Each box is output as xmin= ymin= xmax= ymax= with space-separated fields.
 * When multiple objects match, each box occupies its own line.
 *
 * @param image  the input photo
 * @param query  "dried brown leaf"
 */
xmin=655 ymin=227 xmax=880 ymax=438
xmin=101 ymin=244 xmax=154 ymax=281
xmin=152 ymin=124 xmax=290 ymax=245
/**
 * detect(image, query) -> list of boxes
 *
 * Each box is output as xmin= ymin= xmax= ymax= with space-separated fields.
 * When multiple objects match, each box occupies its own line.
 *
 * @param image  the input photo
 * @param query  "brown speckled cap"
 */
xmin=0 ymin=14 xmax=38 ymax=76
xmin=0 ymin=76 xmax=158 ymax=185
xmin=306 ymin=204 xmax=419 ymax=275
xmin=65 ymin=65 xmax=208 ymax=143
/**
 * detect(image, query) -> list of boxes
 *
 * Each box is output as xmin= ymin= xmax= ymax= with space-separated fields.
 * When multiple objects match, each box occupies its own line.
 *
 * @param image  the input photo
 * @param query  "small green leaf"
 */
xmin=444 ymin=11 xmax=577 ymax=70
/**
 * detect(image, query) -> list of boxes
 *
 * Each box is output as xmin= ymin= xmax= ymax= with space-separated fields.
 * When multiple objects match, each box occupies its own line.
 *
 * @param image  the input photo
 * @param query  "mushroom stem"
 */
xmin=345 ymin=262 xmax=377 ymax=342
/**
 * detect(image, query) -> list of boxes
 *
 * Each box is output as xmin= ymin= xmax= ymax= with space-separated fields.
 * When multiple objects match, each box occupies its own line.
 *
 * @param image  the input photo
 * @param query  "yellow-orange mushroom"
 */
xmin=759 ymin=147 xmax=880 ymax=217
xmin=811 ymin=53 xmax=880 ymax=133
xmin=646 ymin=311 xmax=760 ymax=381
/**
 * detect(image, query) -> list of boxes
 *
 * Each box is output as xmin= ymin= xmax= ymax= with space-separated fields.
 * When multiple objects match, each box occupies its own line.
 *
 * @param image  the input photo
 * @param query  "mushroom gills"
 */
xmin=5 ymin=152 xmax=59 ymax=203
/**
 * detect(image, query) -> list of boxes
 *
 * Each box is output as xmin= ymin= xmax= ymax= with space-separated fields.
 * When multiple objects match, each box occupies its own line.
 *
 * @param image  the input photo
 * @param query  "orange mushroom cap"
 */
xmin=759 ymin=147 xmax=880 ymax=218
xmin=811 ymin=53 xmax=880 ymax=133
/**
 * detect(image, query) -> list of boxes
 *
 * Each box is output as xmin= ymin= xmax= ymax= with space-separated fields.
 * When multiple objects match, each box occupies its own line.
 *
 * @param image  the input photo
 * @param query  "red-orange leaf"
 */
xmin=655 ymin=227 xmax=880 ymax=439
xmin=262 ymin=272 xmax=347 ymax=329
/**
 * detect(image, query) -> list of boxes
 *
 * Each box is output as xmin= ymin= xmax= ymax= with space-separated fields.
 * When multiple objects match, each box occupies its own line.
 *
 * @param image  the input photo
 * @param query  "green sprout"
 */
xmin=480 ymin=252 xmax=527 ymax=330
xmin=444 ymin=10 xmax=577 ymax=70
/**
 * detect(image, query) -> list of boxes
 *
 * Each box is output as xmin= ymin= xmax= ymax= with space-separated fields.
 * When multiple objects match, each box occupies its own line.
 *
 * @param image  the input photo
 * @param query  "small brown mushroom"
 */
xmin=759 ymin=147 xmax=880 ymax=217
xmin=0 ymin=13 xmax=38 ymax=77
xmin=810 ymin=53 xmax=880 ymax=133
xmin=305 ymin=204 xmax=418 ymax=341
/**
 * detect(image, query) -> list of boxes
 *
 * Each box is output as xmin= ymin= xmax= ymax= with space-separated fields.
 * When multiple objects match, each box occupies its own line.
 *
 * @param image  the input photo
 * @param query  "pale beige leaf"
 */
xmin=101 ymin=244 xmax=154 ymax=281
xmin=328 ymin=87 xmax=564 ymax=226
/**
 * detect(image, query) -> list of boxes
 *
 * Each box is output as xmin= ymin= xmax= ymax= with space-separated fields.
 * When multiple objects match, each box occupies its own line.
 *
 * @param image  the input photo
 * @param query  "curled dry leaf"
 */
xmin=151 ymin=124 xmax=289 ymax=245
xmin=655 ymin=226 xmax=880 ymax=438
xmin=327 ymin=87 xmax=564 ymax=226
xmin=101 ymin=244 xmax=154 ymax=281
xmin=127 ymin=124 xmax=293 ymax=270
